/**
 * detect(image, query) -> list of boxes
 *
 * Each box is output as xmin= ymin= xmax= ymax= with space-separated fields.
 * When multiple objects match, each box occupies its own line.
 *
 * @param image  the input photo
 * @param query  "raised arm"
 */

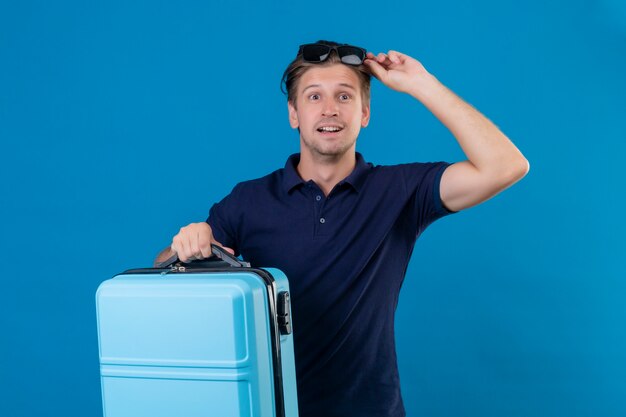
xmin=365 ymin=50 xmax=529 ymax=212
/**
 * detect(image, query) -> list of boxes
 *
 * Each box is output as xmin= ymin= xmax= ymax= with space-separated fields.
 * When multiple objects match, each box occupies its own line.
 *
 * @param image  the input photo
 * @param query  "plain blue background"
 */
xmin=1 ymin=0 xmax=625 ymax=416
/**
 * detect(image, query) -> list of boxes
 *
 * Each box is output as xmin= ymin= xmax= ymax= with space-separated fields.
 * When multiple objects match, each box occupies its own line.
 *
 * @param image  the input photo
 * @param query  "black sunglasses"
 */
xmin=298 ymin=43 xmax=367 ymax=66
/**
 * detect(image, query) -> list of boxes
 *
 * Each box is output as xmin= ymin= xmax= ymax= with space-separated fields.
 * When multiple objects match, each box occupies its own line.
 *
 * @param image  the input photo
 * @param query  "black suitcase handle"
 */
xmin=155 ymin=244 xmax=250 ymax=269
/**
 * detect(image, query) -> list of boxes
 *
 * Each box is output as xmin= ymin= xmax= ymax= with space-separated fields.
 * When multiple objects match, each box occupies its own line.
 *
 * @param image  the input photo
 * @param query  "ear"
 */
xmin=288 ymin=100 xmax=299 ymax=129
xmin=361 ymin=100 xmax=371 ymax=128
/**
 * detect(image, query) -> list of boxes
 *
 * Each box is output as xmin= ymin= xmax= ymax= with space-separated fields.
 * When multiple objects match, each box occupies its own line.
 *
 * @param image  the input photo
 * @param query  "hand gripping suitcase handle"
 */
xmin=155 ymin=244 xmax=250 ymax=269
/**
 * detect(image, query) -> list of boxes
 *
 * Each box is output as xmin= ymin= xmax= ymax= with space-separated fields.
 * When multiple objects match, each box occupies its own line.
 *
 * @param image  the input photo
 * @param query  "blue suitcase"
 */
xmin=96 ymin=245 xmax=299 ymax=417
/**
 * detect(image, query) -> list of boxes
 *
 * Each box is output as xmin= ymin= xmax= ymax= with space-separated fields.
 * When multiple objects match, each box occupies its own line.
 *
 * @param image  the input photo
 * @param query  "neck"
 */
xmin=297 ymin=148 xmax=357 ymax=196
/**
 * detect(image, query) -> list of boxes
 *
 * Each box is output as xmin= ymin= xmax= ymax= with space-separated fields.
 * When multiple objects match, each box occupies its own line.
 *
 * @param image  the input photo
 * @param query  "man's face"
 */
xmin=288 ymin=64 xmax=370 ymax=159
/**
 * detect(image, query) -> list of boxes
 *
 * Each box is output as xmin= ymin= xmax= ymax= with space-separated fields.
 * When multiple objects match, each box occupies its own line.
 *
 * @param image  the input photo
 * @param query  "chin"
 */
xmin=314 ymin=144 xmax=355 ymax=158
xmin=301 ymin=133 xmax=357 ymax=157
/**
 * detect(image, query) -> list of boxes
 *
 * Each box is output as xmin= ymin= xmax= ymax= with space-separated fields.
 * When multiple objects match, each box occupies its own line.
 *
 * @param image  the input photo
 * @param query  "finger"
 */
xmin=368 ymin=52 xmax=393 ymax=67
xmin=364 ymin=58 xmax=386 ymax=81
xmin=170 ymin=242 xmax=179 ymax=257
xmin=181 ymin=241 xmax=191 ymax=262
xmin=388 ymin=49 xmax=408 ymax=58
xmin=179 ymin=231 xmax=193 ymax=262
xmin=379 ymin=55 xmax=396 ymax=68
xmin=199 ymin=246 xmax=211 ymax=259
xmin=190 ymin=230 xmax=201 ymax=259
xmin=172 ymin=235 xmax=187 ymax=262
xmin=198 ymin=233 xmax=212 ymax=259
xmin=387 ymin=50 xmax=402 ymax=64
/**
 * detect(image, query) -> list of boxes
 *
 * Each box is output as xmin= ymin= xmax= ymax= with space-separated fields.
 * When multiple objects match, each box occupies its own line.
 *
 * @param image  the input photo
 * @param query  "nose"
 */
xmin=321 ymin=97 xmax=339 ymax=117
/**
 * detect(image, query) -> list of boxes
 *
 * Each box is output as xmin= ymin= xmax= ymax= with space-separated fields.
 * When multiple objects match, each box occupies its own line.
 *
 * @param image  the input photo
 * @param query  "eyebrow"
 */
xmin=302 ymin=83 xmax=357 ymax=93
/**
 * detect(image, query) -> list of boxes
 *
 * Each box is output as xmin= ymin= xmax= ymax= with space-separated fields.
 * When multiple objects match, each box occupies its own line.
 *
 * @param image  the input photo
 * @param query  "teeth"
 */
xmin=319 ymin=126 xmax=341 ymax=132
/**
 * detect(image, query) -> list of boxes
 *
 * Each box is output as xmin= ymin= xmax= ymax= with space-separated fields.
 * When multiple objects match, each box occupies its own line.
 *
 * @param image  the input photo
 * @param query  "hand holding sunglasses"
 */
xmin=363 ymin=49 xmax=430 ymax=94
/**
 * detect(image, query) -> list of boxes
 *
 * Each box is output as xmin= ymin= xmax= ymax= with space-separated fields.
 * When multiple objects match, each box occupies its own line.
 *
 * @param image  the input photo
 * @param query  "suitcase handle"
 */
xmin=155 ymin=244 xmax=250 ymax=269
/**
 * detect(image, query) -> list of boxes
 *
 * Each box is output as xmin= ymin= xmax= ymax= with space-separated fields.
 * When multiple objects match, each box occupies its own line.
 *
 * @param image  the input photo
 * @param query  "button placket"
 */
xmin=318 ymin=194 xmax=327 ymax=226
xmin=311 ymin=188 xmax=329 ymax=235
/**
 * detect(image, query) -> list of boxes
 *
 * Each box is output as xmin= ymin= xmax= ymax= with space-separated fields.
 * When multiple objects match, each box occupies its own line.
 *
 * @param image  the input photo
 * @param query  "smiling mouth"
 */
xmin=317 ymin=126 xmax=344 ymax=133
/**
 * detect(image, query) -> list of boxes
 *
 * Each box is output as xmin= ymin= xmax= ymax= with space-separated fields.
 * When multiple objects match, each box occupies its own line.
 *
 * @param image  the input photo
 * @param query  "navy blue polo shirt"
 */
xmin=207 ymin=153 xmax=456 ymax=417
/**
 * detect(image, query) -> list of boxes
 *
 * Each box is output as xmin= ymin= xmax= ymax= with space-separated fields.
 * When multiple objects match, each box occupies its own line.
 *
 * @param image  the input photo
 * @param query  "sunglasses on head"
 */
xmin=298 ymin=43 xmax=367 ymax=66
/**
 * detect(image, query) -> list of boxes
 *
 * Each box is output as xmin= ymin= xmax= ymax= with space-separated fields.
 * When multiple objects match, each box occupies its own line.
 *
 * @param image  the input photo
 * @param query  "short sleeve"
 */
xmin=206 ymin=184 xmax=241 ymax=255
xmin=431 ymin=162 xmax=457 ymax=218
xmin=400 ymin=161 xmax=457 ymax=235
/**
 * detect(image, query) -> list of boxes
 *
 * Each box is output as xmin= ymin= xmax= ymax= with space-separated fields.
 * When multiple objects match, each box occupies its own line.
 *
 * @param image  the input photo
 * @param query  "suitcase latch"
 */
xmin=277 ymin=291 xmax=292 ymax=335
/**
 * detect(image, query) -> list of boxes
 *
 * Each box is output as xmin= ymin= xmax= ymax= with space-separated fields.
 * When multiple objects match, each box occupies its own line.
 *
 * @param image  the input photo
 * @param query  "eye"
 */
xmin=308 ymin=93 xmax=320 ymax=100
xmin=339 ymin=93 xmax=351 ymax=101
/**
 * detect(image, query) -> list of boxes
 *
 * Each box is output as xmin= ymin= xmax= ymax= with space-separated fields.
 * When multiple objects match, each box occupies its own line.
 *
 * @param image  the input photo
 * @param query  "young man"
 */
xmin=155 ymin=40 xmax=529 ymax=417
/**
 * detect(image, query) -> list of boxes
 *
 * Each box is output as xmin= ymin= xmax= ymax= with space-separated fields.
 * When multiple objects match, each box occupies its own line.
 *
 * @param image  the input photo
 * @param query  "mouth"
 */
xmin=316 ymin=125 xmax=344 ymax=135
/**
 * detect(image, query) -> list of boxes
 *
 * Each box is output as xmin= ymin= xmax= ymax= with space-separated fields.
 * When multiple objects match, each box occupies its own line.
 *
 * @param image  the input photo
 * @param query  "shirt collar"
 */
xmin=282 ymin=152 xmax=372 ymax=194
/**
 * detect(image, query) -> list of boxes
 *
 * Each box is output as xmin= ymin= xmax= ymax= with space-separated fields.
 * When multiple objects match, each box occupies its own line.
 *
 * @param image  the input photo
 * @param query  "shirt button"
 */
xmin=316 ymin=195 xmax=322 ymax=201
xmin=319 ymin=218 xmax=326 ymax=224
